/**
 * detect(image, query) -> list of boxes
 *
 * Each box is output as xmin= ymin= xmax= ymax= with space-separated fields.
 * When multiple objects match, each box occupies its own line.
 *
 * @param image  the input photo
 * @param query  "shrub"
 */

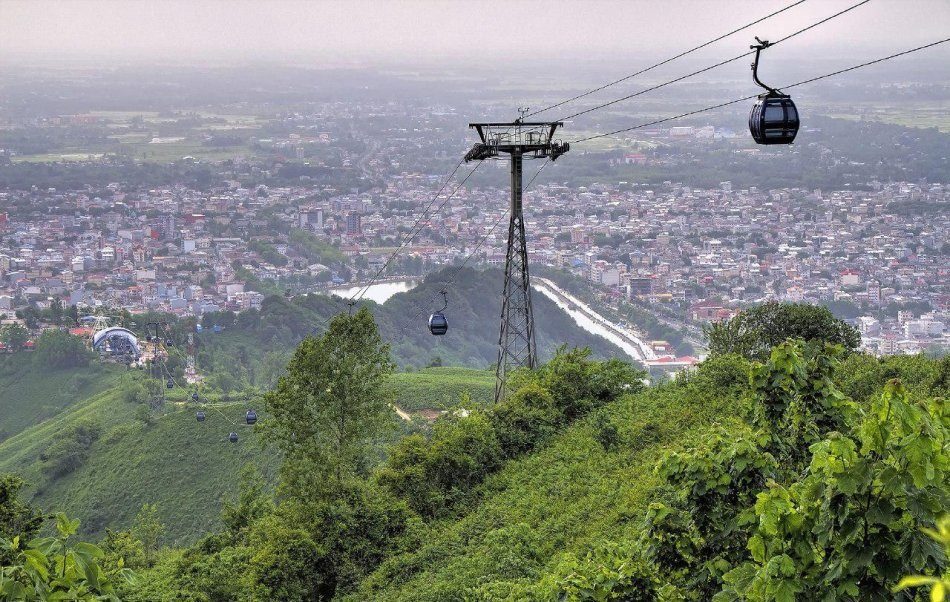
xmin=490 ymin=383 xmax=560 ymax=457
xmin=40 ymin=420 xmax=102 ymax=478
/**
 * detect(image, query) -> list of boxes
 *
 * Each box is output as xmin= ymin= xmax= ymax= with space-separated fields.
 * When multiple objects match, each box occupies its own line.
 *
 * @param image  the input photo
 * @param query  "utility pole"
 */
xmin=465 ymin=113 xmax=569 ymax=402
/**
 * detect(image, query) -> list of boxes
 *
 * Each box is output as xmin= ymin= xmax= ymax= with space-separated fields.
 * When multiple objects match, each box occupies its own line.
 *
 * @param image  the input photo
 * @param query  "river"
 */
xmin=327 ymin=279 xmax=418 ymax=304
xmin=532 ymin=277 xmax=657 ymax=364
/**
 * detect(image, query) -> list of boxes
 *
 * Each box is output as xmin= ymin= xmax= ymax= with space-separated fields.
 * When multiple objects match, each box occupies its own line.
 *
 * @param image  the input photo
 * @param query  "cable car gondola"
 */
xmin=245 ymin=410 xmax=258 ymax=425
xmin=166 ymin=378 xmax=175 ymax=389
xmin=229 ymin=432 xmax=239 ymax=443
xmin=428 ymin=290 xmax=449 ymax=336
xmin=192 ymin=391 xmax=199 ymax=402
xmin=748 ymin=37 xmax=799 ymax=145
xmin=196 ymin=411 xmax=206 ymax=422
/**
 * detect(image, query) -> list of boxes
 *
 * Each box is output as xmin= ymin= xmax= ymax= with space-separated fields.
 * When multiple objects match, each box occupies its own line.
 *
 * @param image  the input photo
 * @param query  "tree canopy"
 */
xmin=705 ymin=301 xmax=861 ymax=361
xmin=263 ymin=306 xmax=396 ymax=496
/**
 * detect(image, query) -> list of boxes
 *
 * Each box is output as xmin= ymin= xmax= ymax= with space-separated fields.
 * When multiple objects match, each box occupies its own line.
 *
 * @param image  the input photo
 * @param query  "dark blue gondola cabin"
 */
xmin=749 ymin=93 xmax=798 ymax=145
xmin=428 ymin=312 xmax=448 ymax=336
xmin=245 ymin=410 xmax=258 ymax=425
xmin=747 ymin=38 xmax=799 ymax=146
xmin=196 ymin=411 xmax=206 ymax=422
xmin=229 ymin=432 xmax=238 ymax=443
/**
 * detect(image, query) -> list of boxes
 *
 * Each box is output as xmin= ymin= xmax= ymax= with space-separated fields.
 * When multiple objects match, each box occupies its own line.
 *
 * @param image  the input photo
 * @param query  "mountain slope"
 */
xmin=0 ymin=355 xmax=120 ymax=442
xmin=349 ymin=373 xmax=750 ymax=601
xmin=0 ymin=364 xmax=495 ymax=545
xmin=194 ymin=267 xmax=628 ymax=392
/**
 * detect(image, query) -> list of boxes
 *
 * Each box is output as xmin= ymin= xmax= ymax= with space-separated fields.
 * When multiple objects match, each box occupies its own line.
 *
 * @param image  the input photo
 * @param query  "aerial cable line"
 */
xmin=557 ymin=0 xmax=872 ymax=122
xmin=348 ymin=159 xmax=482 ymax=305
xmin=398 ymin=160 xmax=551 ymax=336
xmin=525 ymin=0 xmax=809 ymax=119
xmin=303 ymin=157 xmax=470 ymax=334
xmin=346 ymin=158 xmax=466 ymax=304
xmin=569 ymin=36 xmax=950 ymax=144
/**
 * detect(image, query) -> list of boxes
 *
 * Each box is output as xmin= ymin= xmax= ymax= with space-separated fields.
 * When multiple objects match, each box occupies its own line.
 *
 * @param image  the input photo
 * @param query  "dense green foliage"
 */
xmin=33 ymin=331 xmax=94 ymax=369
xmin=705 ymin=302 xmax=861 ymax=361
xmin=0 ymin=326 xmax=28 ymax=353
xmin=2 ymin=303 xmax=948 ymax=601
xmin=0 ymin=514 xmax=134 ymax=600
xmin=0 ymin=476 xmax=41 ymax=567
xmin=263 ymin=307 xmax=396 ymax=494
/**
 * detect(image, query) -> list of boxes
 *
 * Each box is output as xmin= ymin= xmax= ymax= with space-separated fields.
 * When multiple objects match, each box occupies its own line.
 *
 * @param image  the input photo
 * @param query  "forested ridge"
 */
xmin=0 ymin=304 xmax=947 ymax=601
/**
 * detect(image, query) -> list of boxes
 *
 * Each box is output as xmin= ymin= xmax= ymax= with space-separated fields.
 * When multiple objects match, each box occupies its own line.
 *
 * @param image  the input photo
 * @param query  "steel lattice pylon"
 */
xmin=463 ymin=117 xmax=569 ymax=402
xmin=495 ymin=153 xmax=536 ymax=402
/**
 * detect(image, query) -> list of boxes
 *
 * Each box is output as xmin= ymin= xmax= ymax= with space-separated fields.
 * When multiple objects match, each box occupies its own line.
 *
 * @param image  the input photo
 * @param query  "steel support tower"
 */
xmin=464 ymin=117 xmax=569 ymax=402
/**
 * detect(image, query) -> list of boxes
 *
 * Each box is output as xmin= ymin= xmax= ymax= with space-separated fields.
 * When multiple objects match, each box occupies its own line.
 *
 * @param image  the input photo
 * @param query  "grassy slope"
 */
xmin=0 ymin=364 xmax=272 ymax=545
xmin=34 ymin=404 xmax=271 ymax=547
xmin=0 ymin=355 xmax=120 ymax=441
xmin=0 ymin=365 xmax=490 ymax=546
xmin=350 ymin=380 xmax=749 ymax=601
xmin=392 ymin=367 xmax=495 ymax=412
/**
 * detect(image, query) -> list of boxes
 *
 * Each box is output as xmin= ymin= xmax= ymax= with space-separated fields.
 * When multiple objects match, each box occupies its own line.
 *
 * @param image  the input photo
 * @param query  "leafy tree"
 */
xmin=0 ymin=324 xmax=29 ymax=351
xmin=640 ymin=341 xmax=948 ymax=600
xmin=705 ymin=302 xmax=860 ymax=361
xmin=131 ymin=504 xmax=164 ymax=567
xmin=645 ymin=431 xmax=777 ymax=599
xmin=221 ymin=465 xmax=273 ymax=539
xmin=722 ymin=379 xmax=948 ymax=600
xmin=893 ymin=515 xmax=950 ymax=601
xmin=750 ymin=341 xmax=858 ymax=471
xmin=490 ymin=383 xmax=560 ymax=458
xmin=0 ymin=475 xmax=42 ymax=567
xmin=263 ymin=306 xmax=395 ymax=496
xmin=379 ymin=412 xmax=503 ymax=518
xmin=34 ymin=329 xmax=92 ymax=369
xmin=100 ymin=528 xmax=146 ymax=573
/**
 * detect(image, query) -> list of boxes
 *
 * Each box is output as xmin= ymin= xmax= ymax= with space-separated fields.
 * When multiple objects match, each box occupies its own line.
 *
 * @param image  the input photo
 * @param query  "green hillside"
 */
xmin=349 ymin=351 xmax=949 ymax=601
xmin=4 ymin=304 xmax=947 ymax=601
xmin=119 ymin=342 xmax=947 ymax=601
xmin=0 ymin=361 xmax=495 ymax=546
xmin=350 ymin=364 xmax=748 ymax=601
xmin=392 ymin=367 xmax=495 ymax=412
xmin=0 ymin=354 xmax=120 ymax=442
xmin=30 ymin=403 xmax=270 ymax=547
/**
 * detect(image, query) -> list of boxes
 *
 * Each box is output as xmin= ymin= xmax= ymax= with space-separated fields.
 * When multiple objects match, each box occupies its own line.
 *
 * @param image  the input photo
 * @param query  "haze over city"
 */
xmin=0 ymin=1 xmax=947 ymax=600
xmin=3 ymin=0 xmax=950 ymax=64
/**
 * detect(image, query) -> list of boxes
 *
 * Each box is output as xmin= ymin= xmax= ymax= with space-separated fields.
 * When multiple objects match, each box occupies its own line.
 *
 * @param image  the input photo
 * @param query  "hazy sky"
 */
xmin=2 ymin=0 xmax=949 ymax=65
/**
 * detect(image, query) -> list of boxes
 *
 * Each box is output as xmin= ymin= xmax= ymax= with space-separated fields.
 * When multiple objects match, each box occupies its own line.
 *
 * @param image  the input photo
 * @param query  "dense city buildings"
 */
xmin=0 ymin=170 xmax=945 ymax=356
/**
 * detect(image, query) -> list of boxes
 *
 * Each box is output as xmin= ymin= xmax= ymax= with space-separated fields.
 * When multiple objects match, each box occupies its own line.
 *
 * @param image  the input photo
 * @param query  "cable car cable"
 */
xmin=524 ymin=0 xmax=810 ymax=119
xmin=568 ymin=36 xmax=950 ymax=145
xmin=347 ymin=160 xmax=483 ymax=305
xmin=397 ymin=160 xmax=552 ymax=336
xmin=348 ymin=157 xmax=465 ymax=303
xmin=348 ymin=159 xmax=475 ymax=305
xmin=555 ymin=0 xmax=872 ymax=122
